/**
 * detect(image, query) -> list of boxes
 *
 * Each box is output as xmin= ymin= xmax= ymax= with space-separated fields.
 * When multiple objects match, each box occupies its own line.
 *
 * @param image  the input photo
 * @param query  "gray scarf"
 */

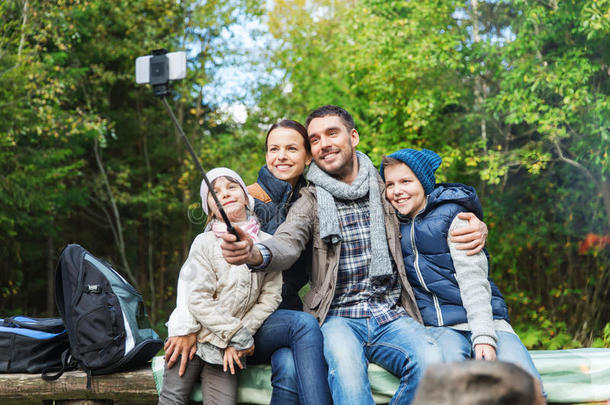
xmin=306 ymin=151 xmax=393 ymax=278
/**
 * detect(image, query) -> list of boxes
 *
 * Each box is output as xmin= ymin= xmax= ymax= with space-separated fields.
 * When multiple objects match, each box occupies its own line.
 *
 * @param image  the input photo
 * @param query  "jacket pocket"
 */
xmin=303 ymin=288 xmax=324 ymax=311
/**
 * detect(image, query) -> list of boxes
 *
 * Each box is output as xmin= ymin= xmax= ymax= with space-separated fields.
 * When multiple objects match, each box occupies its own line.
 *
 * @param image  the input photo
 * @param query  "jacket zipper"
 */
xmin=236 ymin=272 xmax=253 ymax=320
xmin=410 ymin=217 xmax=444 ymax=326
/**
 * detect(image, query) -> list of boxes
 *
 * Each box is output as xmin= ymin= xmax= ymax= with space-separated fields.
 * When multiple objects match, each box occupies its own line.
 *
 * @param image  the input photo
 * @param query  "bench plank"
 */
xmin=0 ymin=367 xmax=157 ymax=405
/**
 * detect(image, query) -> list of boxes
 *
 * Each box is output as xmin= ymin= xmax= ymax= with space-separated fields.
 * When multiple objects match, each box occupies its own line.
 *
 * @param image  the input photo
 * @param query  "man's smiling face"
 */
xmin=307 ymin=115 xmax=359 ymax=181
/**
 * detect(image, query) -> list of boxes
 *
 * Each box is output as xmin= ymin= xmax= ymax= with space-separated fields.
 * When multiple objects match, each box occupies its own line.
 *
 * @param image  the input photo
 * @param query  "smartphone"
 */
xmin=135 ymin=51 xmax=186 ymax=84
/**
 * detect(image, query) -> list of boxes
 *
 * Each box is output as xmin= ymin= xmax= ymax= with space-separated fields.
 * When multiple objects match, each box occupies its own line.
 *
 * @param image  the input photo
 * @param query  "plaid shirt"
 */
xmin=326 ymin=196 xmax=405 ymax=325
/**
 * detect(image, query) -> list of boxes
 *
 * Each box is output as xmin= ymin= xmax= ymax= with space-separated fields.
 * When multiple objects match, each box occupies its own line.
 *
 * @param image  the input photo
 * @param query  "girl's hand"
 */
xmin=223 ymin=346 xmax=244 ymax=375
xmin=223 ymin=345 xmax=255 ymax=374
xmin=164 ymin=333 xmax=198 ymax=377
xmin=474 ymin=344 xmax=496 ymax=361
xmin=238 ymin=344 xmax=255 ymax=357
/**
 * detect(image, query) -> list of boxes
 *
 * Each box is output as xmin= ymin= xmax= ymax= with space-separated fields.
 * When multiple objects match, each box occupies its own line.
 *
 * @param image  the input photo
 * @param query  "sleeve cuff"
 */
xmin=229 ymin=326 xmax=254 ymax=350
xmin=248 ymin=243 xmax=271 ymax=271
xmin=166 ymin=310 xmax=201 ymax=337
xmin=472 ymin=334 xmax=497 ymax=349
xmin=167 ymin=324 xmax=200 ymax=337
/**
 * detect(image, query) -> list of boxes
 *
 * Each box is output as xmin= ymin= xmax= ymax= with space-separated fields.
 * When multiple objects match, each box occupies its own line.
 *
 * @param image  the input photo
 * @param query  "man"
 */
xmin=220 ymin=105 xmax=487 ymax=404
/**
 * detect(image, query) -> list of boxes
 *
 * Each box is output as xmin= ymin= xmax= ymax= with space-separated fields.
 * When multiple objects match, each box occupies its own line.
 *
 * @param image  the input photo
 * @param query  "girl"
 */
xmin=380 ymin=149 xmax=543 ymax=388
xmin=158 ymin=168 xmax=282 ymax=405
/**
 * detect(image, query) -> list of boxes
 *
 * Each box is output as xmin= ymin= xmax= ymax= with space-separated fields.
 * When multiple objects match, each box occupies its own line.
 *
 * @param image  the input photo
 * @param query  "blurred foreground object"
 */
xmin=413 ymin=360 xmax=546 ymax=405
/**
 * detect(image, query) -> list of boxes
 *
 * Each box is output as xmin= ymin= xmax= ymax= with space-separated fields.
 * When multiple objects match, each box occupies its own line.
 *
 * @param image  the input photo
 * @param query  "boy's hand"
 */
xmin=450 ymin=212 xmax=488 ymax=255
xmin=474 ymin=343 xmax=497 ymax=361
xmin=220 ymin=225 xmax=263 ymax=266
xmin=164 ymin=333 xmax=198 ymax=377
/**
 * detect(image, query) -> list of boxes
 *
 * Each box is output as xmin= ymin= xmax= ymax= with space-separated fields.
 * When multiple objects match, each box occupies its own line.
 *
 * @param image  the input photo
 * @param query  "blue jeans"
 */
xmin=249 ymin=309 xmax=332 ymax=405
xmin=321 ymin=315 xmax=441 ymax=405
xmin=428 ymin=327 xmax=542 ymax=382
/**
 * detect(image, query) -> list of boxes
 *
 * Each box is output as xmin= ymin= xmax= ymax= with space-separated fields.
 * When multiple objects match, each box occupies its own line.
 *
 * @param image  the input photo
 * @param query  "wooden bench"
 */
xmin=1 ymin=348 xmax=609 ymax=404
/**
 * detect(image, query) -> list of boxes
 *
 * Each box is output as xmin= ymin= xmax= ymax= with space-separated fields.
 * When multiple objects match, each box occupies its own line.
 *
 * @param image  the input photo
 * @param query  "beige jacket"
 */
xmin=259 ymin=180 xmax=423 ymax=326
xmin=168 ymin=230 xmax=282 ymax=349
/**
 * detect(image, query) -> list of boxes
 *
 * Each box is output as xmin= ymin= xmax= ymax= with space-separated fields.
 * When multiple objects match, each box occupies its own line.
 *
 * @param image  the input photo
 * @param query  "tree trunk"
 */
xmin=601 ymin=178 xmax=610 ymax=232
xmin=46 ymin=233 xmax=54 ymax=316
xmin=175 ymin=100 xmax=190 ymax=263
xmin=470 ymin=0 xmax=487 ymax=149
xmin=92 ymin=137 xmax=137 ymax=287
xmin=17 ymin=0 xmax=29 ymax=63
xmin=142 ymin=129 xmax=156 ymax=320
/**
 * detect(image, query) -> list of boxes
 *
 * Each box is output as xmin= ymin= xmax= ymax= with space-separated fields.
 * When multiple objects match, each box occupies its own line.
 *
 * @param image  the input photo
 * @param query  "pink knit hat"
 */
xmin=199 ymin=168 xmax=255 ymax=216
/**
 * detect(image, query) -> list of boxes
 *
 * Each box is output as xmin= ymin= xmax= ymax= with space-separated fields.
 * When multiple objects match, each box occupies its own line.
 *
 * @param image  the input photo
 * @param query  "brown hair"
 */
xmin=381 ymin=156 xmax=404 ymax=170
xmin=265 ymin=119 xmax=310 ymax=154
xmin=305 ymin=105 xmax=355 ymax=132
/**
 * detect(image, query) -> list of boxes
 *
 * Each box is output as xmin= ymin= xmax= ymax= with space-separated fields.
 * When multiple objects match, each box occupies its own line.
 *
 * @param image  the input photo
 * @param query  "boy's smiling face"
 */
xmin=384 ymin=162 xmax=427 ymax=217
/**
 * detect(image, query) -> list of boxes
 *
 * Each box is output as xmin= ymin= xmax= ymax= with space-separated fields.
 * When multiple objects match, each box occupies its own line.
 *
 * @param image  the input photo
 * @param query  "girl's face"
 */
xmin=384 ymin=163 xmax=427 ymax=218
xmin=266 ymin=127 xmax=311 ymax=187
xmin=207 ymin=177 xmax=248 ymax=223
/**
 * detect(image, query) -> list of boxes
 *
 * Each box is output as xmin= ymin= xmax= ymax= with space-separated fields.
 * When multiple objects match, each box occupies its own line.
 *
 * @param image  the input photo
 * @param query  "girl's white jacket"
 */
xmin=166 ymin=230 xmax=282 ymax=349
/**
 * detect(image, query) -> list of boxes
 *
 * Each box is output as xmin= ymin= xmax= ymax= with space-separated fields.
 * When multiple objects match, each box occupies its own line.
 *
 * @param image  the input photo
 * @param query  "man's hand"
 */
xmin=164 ymin=333 xmax=198 ymax=377
xmin=450 ymin=212 xmax=488 ymax=256
xmin=474 ymin=343 xmax=497 ymax=361
xmin=220 ymin=225 xmax=263 ymax=266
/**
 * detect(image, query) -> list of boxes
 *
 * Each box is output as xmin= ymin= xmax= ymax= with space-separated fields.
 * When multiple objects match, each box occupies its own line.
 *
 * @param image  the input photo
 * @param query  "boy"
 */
xmin=380 ymin=148 xmax=542 ymax=386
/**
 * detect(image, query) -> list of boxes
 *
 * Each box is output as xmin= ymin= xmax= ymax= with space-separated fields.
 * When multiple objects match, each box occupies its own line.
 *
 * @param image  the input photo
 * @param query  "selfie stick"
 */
xmin=148 ymin=49 xmax=239 ymax=240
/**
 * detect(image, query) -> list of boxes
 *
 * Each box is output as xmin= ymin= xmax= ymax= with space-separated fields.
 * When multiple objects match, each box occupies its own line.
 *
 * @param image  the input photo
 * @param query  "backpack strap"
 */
xmin=247 ymin=183 xmax=271 ymax=203
xmin=41 ymin=348 xmax=77 ymax=382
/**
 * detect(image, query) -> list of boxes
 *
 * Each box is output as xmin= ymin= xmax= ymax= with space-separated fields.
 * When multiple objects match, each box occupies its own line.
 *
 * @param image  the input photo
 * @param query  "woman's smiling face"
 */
xmin=265 ymin=127 xmax=311 ymax=186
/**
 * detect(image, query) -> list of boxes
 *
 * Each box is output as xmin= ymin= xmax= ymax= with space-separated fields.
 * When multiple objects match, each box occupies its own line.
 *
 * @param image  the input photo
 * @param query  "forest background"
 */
xmin=1 ymin=0 xmax=609 ymax=349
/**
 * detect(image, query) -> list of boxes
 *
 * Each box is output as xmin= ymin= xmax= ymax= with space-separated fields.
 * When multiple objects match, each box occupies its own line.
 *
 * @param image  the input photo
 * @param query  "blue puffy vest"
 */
xmin=399 ymin=183 xmax=509 ymax=327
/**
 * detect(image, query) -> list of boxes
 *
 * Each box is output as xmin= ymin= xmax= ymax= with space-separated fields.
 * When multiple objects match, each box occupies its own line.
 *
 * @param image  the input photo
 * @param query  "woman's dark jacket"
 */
xmin=249 ymin=165 xmax=309 ymax=311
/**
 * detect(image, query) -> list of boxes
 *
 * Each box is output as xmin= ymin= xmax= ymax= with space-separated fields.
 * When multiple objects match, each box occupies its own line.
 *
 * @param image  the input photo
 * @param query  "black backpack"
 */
xmin=0 ymin=316 xmax=70 ymax=373
xmin=49 ymin=244 xmax=162 ymax=386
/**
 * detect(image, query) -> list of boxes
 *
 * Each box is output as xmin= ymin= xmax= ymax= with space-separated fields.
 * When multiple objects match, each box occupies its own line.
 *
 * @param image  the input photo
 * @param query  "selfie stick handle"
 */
xmin=160 ymin=96 xmax=239 ymax=240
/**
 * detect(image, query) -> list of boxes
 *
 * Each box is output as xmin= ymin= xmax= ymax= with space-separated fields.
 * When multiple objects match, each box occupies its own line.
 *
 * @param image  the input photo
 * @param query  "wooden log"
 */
xmin=0 ymin=366 xmax=158 ymax=405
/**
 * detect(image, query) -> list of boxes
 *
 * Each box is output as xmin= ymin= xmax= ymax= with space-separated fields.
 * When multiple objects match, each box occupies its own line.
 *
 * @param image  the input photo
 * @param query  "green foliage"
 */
xmin=516 ymin=322 xmax=581 ymax=350
xmin=256 ymin=0 xmax=609 ymax=348
xmin=1 ymin=0 xmax=608 ymax=348
xmin=591 ymin=323 xmax=610 ymax=348
xmin=0 ymin=0 xmax=263 ymax=322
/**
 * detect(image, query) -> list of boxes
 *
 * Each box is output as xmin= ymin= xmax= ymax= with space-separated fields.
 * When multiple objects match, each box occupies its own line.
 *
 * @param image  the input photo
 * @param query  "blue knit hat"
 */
xmin=379 ymin=149 xmax=442 ymax=195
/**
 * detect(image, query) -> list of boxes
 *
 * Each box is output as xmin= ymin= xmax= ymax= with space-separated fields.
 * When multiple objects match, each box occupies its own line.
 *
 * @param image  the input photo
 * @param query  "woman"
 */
xmin=245 ymin=120 xmax=332 ymax=405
